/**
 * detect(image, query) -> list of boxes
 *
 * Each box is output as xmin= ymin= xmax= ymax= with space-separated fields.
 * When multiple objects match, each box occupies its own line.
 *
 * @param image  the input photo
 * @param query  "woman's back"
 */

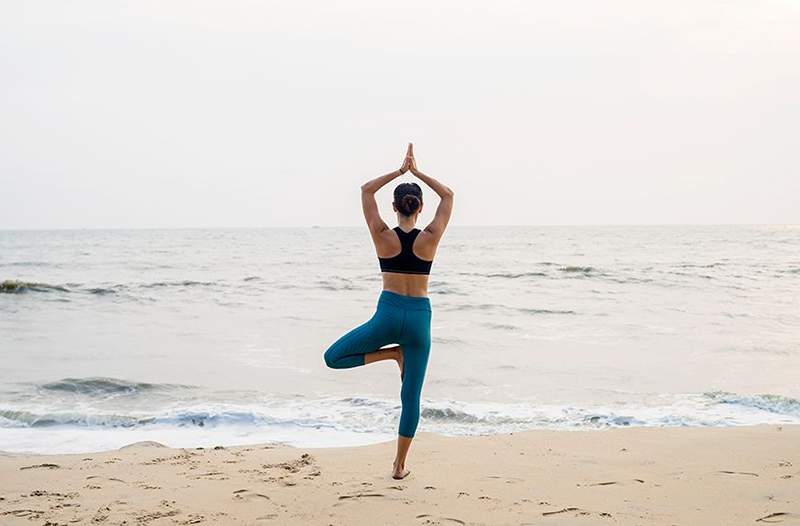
xmin=376 ymin=226 xmax=439 ymax=297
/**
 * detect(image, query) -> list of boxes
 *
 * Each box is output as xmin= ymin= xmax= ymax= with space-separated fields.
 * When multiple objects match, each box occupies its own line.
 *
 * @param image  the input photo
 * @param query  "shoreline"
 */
xmin=1 ymin=420 xmax=799 ymax=457
xmin=1 ymin=425 xmax=798 ymax=525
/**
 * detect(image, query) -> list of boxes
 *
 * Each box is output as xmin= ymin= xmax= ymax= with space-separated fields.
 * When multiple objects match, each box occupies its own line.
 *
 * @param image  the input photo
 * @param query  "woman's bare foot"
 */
xmin=392 ymin=460 xmax=410 ymax=479
xmin=396 ymin=346 xmax=404 ymax=380
xmin=381 ymin=345 xmax=404 ymax=379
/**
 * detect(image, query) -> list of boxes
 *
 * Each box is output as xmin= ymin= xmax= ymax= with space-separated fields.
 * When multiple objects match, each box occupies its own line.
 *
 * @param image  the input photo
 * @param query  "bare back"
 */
xmin=374 ymin=228 xmax=440 ymax=297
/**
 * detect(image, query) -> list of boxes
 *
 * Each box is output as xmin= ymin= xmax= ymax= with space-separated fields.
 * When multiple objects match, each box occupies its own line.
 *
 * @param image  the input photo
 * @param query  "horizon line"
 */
xmin=1 ymin=223 xmax=798 ymax=232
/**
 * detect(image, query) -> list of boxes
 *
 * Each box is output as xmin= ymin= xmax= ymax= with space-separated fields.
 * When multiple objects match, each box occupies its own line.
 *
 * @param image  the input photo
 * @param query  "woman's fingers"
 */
xmin=400 ymin=152 xmax=411 ymax=172
xmin=399 ymin=143 xmax=415 ymax=173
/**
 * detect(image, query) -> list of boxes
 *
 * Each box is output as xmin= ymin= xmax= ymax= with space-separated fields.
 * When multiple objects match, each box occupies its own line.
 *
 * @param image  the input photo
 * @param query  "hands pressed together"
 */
xmin=398 ymin=143 xmax=420 ymax=176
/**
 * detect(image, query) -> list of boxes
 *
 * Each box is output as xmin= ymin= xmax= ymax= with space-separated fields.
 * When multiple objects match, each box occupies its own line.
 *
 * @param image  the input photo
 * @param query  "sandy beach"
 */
xmin=1 ymin=425 xmax=797 ymax=525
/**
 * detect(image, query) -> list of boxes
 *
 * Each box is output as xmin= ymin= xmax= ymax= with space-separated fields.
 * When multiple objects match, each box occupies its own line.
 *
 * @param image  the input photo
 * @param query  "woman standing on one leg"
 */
xmin=323 ymin=143 xmax=454 ymax=479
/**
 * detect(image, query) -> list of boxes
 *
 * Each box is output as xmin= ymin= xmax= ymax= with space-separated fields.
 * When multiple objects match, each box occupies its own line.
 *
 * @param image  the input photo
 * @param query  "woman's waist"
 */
xmin=381 ymin=273 xmax=428 ymax=296
xmin=378 ymin=289 xmax=431 ymax=311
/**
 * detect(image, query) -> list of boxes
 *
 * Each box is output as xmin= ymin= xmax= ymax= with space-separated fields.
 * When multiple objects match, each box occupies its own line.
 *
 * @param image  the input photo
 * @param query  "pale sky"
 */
xmin=1 ymin=1 xmax=798 ymax=229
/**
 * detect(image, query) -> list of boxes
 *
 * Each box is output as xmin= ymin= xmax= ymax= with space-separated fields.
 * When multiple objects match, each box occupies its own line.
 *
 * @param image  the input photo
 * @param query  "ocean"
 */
xmin=1 ymin=226 xmax=798 ymax=454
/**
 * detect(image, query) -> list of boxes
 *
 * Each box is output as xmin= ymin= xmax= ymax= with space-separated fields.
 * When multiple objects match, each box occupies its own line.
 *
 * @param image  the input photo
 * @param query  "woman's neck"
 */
xmin=397 ymin=215 xmax=417 ymax=232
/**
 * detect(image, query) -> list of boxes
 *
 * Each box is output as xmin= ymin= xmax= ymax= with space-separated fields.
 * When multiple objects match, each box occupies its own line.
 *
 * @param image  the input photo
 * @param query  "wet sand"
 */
xmin=1 ymin=425 xmax=798 ymax=525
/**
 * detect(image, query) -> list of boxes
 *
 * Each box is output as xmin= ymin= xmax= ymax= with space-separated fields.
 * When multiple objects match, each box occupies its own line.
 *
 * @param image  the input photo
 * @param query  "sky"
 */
xmin=1 ymin=1 xmax=798 ymax=229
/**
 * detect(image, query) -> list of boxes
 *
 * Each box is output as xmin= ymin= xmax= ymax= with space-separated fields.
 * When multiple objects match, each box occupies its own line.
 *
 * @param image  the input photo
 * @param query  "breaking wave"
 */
xmin=1 ymin=279 xmax=224 ymax=296
xmin=39 ymin=377 xmax=189 ymax=396
xmin=3 ymin=388 xmax=799 ymax=434
xmin=1 ymin=280 xmax=70 ymax=294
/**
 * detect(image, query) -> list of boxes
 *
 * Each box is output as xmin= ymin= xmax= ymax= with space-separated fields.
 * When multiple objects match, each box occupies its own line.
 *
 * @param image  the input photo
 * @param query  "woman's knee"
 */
xmin=324 ymin=338 xmax=366 ymax=369
xmin=323 ymin=343 xmax=342 ymax=369
xmin=324 ymin=349 xmax=341 ymax=368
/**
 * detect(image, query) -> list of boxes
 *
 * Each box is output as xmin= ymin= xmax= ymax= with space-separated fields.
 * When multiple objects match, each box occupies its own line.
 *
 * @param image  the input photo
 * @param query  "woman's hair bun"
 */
xmin=400 ymin=195 xmax=420 ymax=215
xmin=393 ymin=182 xmax=423 ymax=216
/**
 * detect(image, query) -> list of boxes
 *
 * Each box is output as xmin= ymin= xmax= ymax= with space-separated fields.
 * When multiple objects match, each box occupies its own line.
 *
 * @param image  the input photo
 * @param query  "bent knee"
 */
xmin=323 ymin=349 xmax=336 ymax=369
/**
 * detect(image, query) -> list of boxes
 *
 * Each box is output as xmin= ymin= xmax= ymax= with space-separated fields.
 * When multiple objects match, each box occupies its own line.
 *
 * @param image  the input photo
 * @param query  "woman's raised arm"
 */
xmin=360 ymin=144 xmax=413 ymax=235
xmin=408 ymin=145 xmax=454 ymax=239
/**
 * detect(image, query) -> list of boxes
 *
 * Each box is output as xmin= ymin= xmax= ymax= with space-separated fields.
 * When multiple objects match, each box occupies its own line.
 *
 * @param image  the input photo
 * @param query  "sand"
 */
xmin=1 ymin=425 xmax=798 ymax=525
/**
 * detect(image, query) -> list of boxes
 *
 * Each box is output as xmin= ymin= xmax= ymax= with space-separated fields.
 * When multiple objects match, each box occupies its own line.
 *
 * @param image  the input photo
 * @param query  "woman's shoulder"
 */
xmin=412 ymin=228 xmax=439 ymax=260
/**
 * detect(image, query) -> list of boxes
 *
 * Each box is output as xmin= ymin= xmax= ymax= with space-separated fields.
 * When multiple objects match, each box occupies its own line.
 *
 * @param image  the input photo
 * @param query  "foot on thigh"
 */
xmin=381 ymin=345 xmax=404 ymax=379
xmin=397 ymin=345 xmax=404 ymax=380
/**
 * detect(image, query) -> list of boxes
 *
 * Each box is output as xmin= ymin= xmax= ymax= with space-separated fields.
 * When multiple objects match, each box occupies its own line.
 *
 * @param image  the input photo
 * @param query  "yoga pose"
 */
xmin=323 ymin=143 xmax=454 ymax=479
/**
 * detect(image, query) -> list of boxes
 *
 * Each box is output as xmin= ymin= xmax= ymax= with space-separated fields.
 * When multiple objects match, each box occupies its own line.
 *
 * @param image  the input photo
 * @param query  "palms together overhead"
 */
xmin=400 ymin=143 xmax=419 ymax=174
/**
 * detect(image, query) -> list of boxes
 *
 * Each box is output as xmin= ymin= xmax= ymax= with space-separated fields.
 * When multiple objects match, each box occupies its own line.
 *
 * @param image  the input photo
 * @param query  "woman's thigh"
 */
xmin=400 ymin=309 xmax=431 ymax=350
xmin=398 ymin=309 xmax=432 ymax=388
xmin=324 ymin=305 xmax=402 ymax=368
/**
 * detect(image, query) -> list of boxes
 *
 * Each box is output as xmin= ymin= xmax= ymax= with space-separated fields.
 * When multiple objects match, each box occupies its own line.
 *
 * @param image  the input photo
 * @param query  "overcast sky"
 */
xmin=1 ymin=1 xmax=798 ymax=229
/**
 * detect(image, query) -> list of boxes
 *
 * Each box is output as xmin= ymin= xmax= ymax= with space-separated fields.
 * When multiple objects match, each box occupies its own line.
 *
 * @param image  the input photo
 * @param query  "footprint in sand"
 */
xmin=337 ymin=492 xmax=386 ymax=500
xmin=756 ymin=512 xmax=800 ymax=523
xmin=27 ymin=490 xmax=78 ymax=499
xmin=132 ymin=501 xmax=180 ymax=523
xmin=87 ymin=475 xmax=127 ymax=484
xmin=232 ymin=489 xmax=271 ymax=502
xmin=415 ymin=514 xmax=466 ymax=525
xmin=192 ymin=471 xmax=228 ymax=480
xmin=542 ymin=507 xmax=589 ymax=517
xmin=18 ymin=490 xmax=79 ymax=515
xmin=0 ymin=509 xmax=46 ymax=520
xmin=142 ymin=451 xmax=196 ymax=467
xmin=332 ymin=492 xmax=394 ymax=508
xmin=92 ymin=503 xmax=112 ymax=522
xmin=19 ymin=463 xmax=59 ymax=470
xmin=262 ymin=453 xmax=315 ymax=474
xmin=484 ymin=475 xmax=525 ymax=484
xmin=540 ymin=507 xmax=614 ymax=520
xmin=579 ymin=478 xmax=645 ymax=487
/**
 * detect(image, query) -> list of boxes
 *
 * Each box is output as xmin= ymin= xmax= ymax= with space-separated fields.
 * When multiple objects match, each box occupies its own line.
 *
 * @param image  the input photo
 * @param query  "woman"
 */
xmin=323 ymin=143 xmax=454 ymax=479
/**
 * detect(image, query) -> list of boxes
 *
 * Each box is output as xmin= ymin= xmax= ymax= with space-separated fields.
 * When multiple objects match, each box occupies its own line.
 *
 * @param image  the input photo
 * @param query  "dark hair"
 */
xmin=393 ymin=182 xmax=422 ymax=216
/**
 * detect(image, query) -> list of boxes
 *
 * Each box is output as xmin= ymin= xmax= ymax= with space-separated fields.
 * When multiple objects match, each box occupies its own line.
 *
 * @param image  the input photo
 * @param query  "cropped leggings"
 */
xmin=323 ymin=290 xmax=431 ymax=438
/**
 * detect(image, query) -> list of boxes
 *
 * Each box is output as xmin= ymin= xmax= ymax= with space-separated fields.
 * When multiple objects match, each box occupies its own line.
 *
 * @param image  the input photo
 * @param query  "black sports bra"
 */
xmin=378 ymin=227 xmax=433 ymax=275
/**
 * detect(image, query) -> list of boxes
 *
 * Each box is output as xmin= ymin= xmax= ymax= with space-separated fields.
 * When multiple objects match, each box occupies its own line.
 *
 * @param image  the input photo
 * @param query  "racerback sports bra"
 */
xmin=378 ymin=227 xmax=433 ymax=275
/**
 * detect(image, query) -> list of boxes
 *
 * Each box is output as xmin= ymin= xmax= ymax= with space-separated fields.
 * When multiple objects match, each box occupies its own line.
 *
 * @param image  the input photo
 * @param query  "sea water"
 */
xmin=1 ymin=226 xmax=798 ymax=453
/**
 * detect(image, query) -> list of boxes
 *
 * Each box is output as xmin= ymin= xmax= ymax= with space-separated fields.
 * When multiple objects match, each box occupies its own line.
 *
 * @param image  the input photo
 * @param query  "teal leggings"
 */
xmin=324 ymin=290 xmax=432 ymax=438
